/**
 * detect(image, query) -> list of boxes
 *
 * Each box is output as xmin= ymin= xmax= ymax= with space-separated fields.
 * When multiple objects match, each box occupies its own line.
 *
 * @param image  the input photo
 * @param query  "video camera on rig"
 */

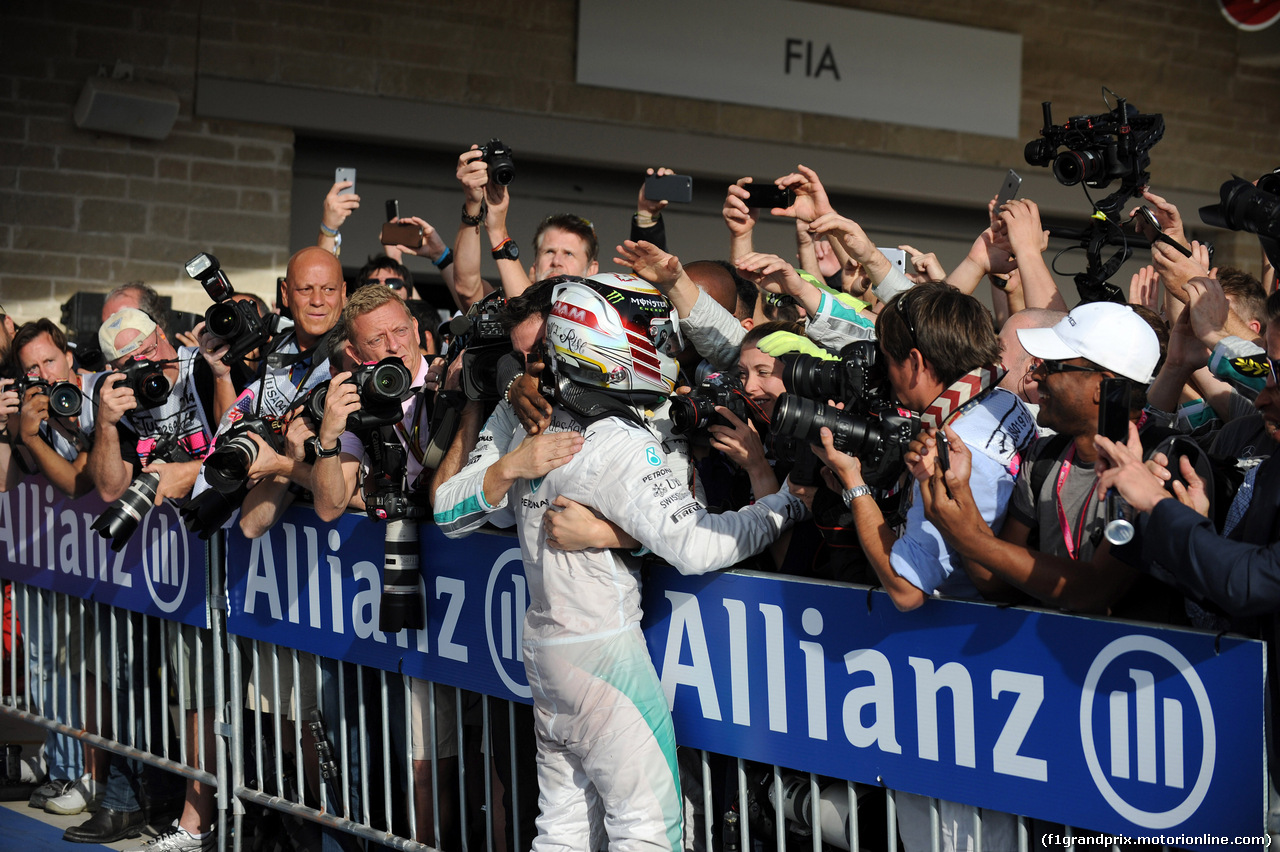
xmin=1024 ymin=97 xmax=1163 ymax=192
xmin=1200 ymin=168 xmax=1280 ymax=270
xmin=186 ymin=252 xmax=276 ymax=365
xmin=1022 ymin=90 xmax=1166 ymax=304
xmin=670 ymin=372 xmax=768 ymax=435
xmin=770 ymin=340 xmax=920 ymax=490
xmin=14 ymin=376 xmax=84 ymax=418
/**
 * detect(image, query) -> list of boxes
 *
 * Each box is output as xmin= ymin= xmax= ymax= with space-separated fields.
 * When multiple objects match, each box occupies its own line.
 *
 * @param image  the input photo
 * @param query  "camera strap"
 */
xmin=920 ymin=364 xmax=1006 ymax=429
xmin=255 ymin=332 xmax=332 ymax=420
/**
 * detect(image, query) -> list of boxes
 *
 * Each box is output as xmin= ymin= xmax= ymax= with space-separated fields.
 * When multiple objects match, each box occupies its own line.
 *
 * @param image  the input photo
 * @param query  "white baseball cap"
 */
xmin=1016 ymin=302 xmax=1160 ymax=384
xmin=99 ymin=308 xmax=159 ymax=361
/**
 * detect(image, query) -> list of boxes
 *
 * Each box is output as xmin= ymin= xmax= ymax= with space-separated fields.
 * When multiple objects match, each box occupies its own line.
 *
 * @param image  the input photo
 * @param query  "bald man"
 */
xmin=998 ymin=308 xmax=1065 ymax=411
xmin=193 ymin=245 xmax=346 ymax=535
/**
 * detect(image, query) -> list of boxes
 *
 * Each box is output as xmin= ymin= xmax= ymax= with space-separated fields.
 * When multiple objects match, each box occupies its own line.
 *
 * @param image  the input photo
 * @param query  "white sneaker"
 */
xmin=44 ymin=774 xmax=101 ymax=815
xmin=125 ymin=825 xmax=218 ymax=852
xmin=18 ymin=745 xmax=46 ymax=783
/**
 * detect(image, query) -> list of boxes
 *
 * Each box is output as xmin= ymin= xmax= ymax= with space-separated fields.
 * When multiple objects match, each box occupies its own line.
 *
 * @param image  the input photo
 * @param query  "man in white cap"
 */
xmin=87 ymin=306 xmax=225 ymax=852
xmin=920 ymin=302 xmax=1186 ymax=622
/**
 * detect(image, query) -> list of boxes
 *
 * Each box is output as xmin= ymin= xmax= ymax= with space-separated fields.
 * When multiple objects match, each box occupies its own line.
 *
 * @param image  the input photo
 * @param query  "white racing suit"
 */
xmin=434 ymin=403 xmax=803 ymax=851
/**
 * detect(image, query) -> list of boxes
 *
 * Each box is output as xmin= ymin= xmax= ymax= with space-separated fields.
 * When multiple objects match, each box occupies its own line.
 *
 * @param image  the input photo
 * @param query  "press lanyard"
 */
xmin=1054 ymin=445 xmax=1099 ymax=560
xmin=394 ymin=389 xmax=427 ymax=466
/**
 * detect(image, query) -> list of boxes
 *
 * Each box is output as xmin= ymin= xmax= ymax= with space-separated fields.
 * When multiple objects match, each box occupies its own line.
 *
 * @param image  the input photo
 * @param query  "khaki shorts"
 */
xmin=237 ymin=636 xmax=319 ymax=723
xmin=410 ymin=679 xmax=459 ymax=761
xmin=166 ymin=621 xmax=217 ymax=710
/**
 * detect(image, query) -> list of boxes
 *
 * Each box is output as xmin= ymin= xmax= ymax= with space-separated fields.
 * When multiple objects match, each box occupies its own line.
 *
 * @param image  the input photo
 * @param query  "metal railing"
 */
xmin=1 ymin=507 xmax=1269 ymax=852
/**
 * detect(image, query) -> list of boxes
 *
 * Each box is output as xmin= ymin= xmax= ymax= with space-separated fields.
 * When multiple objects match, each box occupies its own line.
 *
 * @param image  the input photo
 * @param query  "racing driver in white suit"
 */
xmin=434 ymin=270 xmax=805 ymax=851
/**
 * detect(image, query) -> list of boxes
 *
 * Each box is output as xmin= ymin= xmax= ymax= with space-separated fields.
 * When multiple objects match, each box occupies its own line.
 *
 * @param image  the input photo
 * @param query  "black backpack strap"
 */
xmin=1029 ymin=432 xmax=1073 ymax=501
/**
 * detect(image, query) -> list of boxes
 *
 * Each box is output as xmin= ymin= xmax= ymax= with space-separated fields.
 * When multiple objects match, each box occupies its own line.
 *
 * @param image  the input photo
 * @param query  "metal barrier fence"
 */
xmin=0 ymin=482 xmax=1271 ymax=852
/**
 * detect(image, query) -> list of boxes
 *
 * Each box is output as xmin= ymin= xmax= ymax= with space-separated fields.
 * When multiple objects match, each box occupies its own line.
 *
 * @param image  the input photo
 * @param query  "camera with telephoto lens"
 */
xmin=14 ymin=376 xmax=84 ymax=419
xmin=108 ymin=360 xmax=171 ymax=411
xmin=772 ymin=340 xmax=918 ymax=491
xmin=478 ymin=137 xmax=515 ymax=186
xmin=92 ymin=431 xmax=188 ymax=552
xmin=1200 ymin=169 xmax=1280 ymax=270
xmin=186 ymin=251 xmax=274 ymax=366
xmin=302 ymin=357 xmax=414 ymax=433
xmin=1023 ymin=97 xmax=1163 ymax=191
xmin=779 ymin=340 xmax=886 ymax=407
xmin=771 ymin=394 xmax=920 ymax=490
xmin=669 ymin=372 xmax=768 ymax=434
xmin=202 ymin=415 xmax=287 ymax=494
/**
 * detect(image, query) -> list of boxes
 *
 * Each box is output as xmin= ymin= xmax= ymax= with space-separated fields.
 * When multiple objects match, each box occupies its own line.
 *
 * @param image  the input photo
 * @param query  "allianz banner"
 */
xmin=225 ymin=507 xmax=1265 ymax=845
xmin=0 ymin=475 xmax=209 ymax=628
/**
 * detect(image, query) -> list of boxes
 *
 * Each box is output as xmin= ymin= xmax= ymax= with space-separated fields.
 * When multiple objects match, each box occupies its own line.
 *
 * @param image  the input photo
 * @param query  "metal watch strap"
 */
xmin=842 ymin=485 xmax=873 ymax=508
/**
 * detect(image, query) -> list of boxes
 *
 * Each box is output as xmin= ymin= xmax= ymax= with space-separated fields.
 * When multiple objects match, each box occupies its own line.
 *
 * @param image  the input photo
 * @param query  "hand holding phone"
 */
xmin=1098 ymin=378 xmax=1132 ymax=443
xmin=993 ymin=168 xmax=1022 ymax=214
xmin=643 ymin=174 xmax=692 ymax=204
xmin=334 ymin=167 xmax=356 ymax=195
xmin=744 ymin=184 xmax=795 ymax=209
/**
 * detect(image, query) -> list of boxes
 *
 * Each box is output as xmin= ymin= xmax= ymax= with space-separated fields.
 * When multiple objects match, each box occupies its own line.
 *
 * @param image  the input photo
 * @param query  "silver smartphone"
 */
xmin=335 ymin=167 xmax=356 ymax=195
xmin=994 ymin=168 xmax=1022 ymax=211
xmin=881 ymin=247 xmax=907 ymax=274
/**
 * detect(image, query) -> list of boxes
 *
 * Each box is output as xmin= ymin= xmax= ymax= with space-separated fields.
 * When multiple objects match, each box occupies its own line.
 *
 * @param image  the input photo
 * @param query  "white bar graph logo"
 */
xmin=484 ymin=548 xmax=532 ymax=699
xmin=141 ymin=504 xmax=189 ymax=613
xmin=1080 ymin=635 xmax=1216 ymax=829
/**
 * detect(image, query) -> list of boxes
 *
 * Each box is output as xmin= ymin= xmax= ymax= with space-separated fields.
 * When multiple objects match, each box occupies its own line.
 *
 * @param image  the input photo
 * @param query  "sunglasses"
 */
xmin=1033 ymin=359 xmax=1110 ymax=378
xmin=894 ymin=289 xmax=921 ymax=351
xmin=382 ymin=278 xmax=405 ymax=291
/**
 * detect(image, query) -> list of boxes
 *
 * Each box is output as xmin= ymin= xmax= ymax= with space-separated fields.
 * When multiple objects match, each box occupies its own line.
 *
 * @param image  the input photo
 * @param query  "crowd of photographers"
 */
xmin=0 ymin=95 xmax=1278 ymax=852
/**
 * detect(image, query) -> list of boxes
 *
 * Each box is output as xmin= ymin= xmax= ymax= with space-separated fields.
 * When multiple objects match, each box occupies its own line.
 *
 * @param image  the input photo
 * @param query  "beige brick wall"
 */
xmin=2 ymin=0 xmax=1278 ymax=327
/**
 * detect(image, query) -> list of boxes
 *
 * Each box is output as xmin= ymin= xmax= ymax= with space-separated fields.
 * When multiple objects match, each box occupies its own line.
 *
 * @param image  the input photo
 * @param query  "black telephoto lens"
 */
xmin=91 ymin=471 xmax=161 ymax=552
xmin=204 ymin=435 xmax=258 ymax=494
xmin=772 ymin=394 xmax=871 ymax=456
xmin=378 ymin=518 xmax=424 ymax=633
xmin=780 ymin=353 xmax=844 ymax=400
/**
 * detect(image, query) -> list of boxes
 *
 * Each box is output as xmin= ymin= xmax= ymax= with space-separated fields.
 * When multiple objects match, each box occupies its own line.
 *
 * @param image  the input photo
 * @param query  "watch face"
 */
xmin=507 ymin=244 xmax=519 ymax=260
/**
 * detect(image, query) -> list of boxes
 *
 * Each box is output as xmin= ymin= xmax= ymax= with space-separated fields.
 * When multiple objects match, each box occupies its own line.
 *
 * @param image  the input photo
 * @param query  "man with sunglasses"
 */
xmin=920 ymin=302 xmax=1184 ymax=621
xmin=357 ymin=255 xmax=414 ymax=299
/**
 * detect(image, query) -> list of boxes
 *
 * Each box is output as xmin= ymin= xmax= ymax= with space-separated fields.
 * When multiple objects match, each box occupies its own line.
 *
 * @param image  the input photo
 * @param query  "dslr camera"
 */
xmin=1024 ymin=96 xmax=1163 ymax=192
xmin=14 ymin=376 xmax=84 ymax=419
xmin=186 ymin=252 xmax=275 ymax=365
xmin=101 ymin=360 xmax=171 ymax=411
xmin=770 ymin=341 xmax=921 ymax=490
xmin=202 ymin=415 xmax=287 ymax=494
xmin=669 ymin=372 xmax=767 ymax=434
xmin=478 ymin=138 xmax=515 ymax=186
xmin=1200 ymin=168 xmax=1280 ymax=269
xmin=302 ymin=357 xmax=414 ymax=433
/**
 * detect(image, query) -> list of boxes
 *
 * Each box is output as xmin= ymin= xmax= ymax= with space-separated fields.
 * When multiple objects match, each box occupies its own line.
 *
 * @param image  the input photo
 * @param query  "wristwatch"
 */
xmin=311 ymin=436 xmax=342 ymax=459
xmin=841 ymin=485 xmax=873 ymax=508
xmin=491 ymin=238 xmax=520 ymax=262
